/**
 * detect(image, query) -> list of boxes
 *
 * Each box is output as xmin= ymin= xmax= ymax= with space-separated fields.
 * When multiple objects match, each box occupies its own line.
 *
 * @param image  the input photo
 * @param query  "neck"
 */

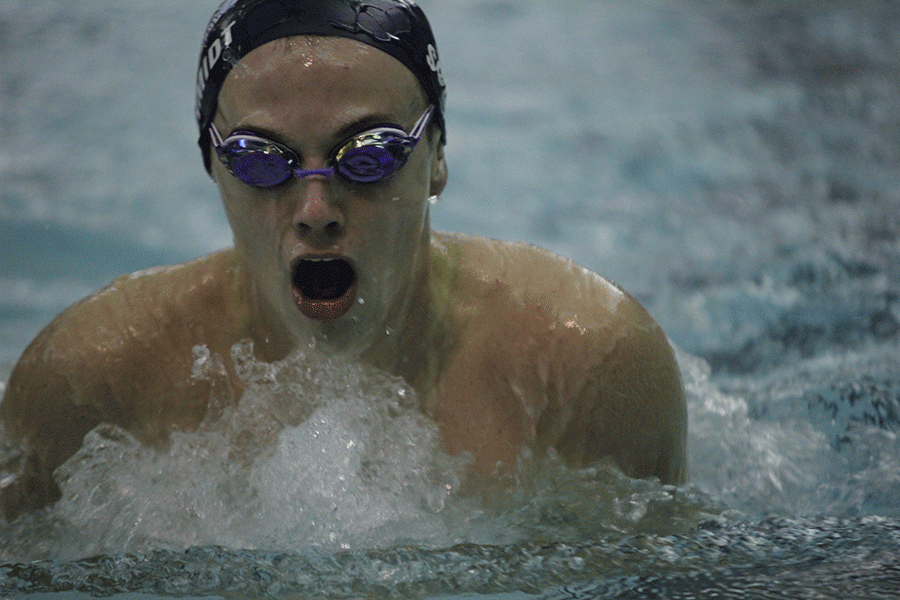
xmin=237 ymin=236 xmax=455 ymax=396
xmin=359 ymin=237 xmax=456 ymax=395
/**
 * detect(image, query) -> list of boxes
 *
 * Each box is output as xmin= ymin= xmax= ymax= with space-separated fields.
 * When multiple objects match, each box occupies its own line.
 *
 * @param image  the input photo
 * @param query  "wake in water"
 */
xmin=685 ymin=342 xmax=900 ymax=520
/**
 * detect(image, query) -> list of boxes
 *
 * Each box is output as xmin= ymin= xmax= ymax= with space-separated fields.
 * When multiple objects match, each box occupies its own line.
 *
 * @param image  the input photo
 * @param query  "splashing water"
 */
xmin=3 ymin=341 xmax=900 ymax=597
xmin=0 ymin=341 xmax=718 ymax=564
xmin=1 ymin=342 xmax=463 ymax=559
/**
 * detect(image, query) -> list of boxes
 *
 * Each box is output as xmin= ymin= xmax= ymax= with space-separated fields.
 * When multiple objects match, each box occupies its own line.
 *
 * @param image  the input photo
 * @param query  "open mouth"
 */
xmin=292 ymin=257 xmax=358 ymax=321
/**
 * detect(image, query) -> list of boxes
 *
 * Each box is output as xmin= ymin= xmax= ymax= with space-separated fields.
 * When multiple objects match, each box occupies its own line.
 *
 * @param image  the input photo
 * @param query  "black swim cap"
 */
xmin=196 ymin=0 xmax=446 ymax=174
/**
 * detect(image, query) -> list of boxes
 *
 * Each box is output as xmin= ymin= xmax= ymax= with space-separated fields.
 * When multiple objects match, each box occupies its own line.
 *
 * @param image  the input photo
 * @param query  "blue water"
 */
xmin=2 ymin=0 xmax=900 ymax=597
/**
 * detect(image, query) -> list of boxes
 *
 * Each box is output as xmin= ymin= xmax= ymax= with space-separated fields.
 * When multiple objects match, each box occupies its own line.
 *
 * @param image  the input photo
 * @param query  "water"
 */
xmin=2 ymin=0 xmax=900 ymax=597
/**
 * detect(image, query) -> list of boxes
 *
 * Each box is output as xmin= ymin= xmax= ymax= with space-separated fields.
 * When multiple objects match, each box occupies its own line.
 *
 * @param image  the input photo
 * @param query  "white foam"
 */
xmin=1 ymin=341 xmax=716 ymax=561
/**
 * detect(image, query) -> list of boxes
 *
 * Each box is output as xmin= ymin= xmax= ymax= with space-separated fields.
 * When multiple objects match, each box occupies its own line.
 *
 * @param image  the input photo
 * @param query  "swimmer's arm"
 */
xmin=1 ymin=325 xmax=104 ymax=521
xmin=549 ymin=307 xmax=688 ymax=485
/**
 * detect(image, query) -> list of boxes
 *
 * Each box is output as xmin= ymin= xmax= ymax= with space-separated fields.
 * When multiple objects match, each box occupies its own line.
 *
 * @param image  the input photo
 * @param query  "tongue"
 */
xmin=293 ymin=260 xmax=358 ymax=322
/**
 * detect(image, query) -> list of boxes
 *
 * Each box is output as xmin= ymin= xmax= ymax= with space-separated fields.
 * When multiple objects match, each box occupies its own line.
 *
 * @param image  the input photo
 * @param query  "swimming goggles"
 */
xmin=209 ymin=105 xmax=434 ymax=187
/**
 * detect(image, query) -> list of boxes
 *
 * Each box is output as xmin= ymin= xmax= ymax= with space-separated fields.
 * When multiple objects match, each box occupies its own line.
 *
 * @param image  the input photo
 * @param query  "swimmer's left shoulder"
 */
xmin=506 ymin=240 xmax=628 ymax=311
xmin=438 ymin=233 xmax=687 ymax=483
xmin=436 ymin=232 xmax=636 ymax=325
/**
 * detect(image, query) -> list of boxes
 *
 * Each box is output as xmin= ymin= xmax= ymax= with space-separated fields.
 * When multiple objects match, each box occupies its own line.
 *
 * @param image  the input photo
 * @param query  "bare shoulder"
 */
xmin=0 ymin=250 xmax=246 ymax=518
xmin=434 ymin=232 xmax=687 ymax=484
xmin=1 ymin=250 xmax=243 ymax=473
xmin=434 ymin=231 xmax=629 ymax=317
xmin=9 ymin=250 xmax=233 ymax=382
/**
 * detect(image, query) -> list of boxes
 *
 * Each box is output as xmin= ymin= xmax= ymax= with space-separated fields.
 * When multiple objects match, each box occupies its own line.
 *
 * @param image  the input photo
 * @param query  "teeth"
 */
xmin=304 ymin=257 xmax=339 ymax=262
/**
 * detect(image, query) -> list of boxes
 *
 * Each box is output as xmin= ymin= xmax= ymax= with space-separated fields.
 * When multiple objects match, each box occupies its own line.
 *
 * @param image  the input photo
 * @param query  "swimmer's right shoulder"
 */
xmin=0 ymin=251 xmax=245 ymax=518
xmin=35 ymin=249 xmax=241 ymax=356
xmin=3 ymin=250 xmax=244 ymax=426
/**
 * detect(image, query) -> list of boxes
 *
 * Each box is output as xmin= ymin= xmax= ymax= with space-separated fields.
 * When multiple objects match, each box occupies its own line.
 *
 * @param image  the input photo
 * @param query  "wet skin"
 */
xmin=0 ymin=37 xmax=687 ymax=521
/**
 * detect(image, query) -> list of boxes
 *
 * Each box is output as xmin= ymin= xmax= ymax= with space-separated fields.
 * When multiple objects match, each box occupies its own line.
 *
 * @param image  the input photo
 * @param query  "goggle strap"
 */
xmin=209 ymin=122 xmax=226 ymax=149
xmin=408 ymin=105 xmax=434 ymax=142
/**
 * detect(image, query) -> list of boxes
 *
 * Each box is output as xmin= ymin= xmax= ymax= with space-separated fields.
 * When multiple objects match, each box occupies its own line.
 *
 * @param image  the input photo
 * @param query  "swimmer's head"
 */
xmin=195 ymin=0 xmax=447 ymax=174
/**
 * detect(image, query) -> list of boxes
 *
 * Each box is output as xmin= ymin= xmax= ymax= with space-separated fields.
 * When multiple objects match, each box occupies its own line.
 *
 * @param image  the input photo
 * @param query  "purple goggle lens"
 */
xmin=210 ymin=105 xmax=433 ymax=188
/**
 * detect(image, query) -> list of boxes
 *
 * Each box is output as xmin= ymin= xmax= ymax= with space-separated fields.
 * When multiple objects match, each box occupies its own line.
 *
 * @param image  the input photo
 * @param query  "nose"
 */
xmin=292 ymin=179 xmax=345 ymax=243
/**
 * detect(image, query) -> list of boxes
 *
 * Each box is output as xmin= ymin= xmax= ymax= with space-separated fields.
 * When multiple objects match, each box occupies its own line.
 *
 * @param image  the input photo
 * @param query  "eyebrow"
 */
xmin=226 ymin=113 xmax=406 ymax=147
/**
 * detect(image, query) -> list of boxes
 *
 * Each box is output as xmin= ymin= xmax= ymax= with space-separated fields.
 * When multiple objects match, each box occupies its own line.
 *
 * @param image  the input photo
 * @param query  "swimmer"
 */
xmin=0 ymin=0 xmax=686 ymax=522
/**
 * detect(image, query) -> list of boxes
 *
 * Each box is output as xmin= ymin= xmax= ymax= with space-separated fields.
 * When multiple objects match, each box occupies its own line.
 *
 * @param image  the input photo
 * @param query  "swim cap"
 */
xmin=196 ymin=0 xmax=446 ymax=173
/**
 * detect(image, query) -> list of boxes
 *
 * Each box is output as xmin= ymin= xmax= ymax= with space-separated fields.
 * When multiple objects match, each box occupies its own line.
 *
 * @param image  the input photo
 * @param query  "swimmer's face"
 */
xmin=212 ymin=36 xmax=447 ymax=355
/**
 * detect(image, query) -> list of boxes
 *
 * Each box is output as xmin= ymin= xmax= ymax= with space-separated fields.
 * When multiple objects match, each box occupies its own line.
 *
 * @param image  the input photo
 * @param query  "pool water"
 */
xmin=2 ymin=0 xmax=900 ymax=597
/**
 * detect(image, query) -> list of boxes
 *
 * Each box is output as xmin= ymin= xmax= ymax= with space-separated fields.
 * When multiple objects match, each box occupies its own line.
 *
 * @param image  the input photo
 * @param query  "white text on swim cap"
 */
xmin=426 ymin=44 xmax=444 ymax=88
xmin=196 ymin=22 xmax=236 ymax=115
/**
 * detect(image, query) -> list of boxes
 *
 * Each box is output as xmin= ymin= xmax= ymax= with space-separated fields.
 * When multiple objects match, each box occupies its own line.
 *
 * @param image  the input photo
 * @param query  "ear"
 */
xmin=429 ymin=143 xmax=448 ymax=197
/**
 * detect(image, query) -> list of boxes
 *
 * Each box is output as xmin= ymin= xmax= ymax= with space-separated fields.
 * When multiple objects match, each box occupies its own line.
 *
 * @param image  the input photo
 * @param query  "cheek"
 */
xmin=219 ymin=184 xmax=288 ymax=258
xmin=358 ymin=195 xmax=427 ymax=247
xmin=385 ymin=158 xmax=433 ymax=235
xmin=380 ymin=206 xmax=429 ymax=291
